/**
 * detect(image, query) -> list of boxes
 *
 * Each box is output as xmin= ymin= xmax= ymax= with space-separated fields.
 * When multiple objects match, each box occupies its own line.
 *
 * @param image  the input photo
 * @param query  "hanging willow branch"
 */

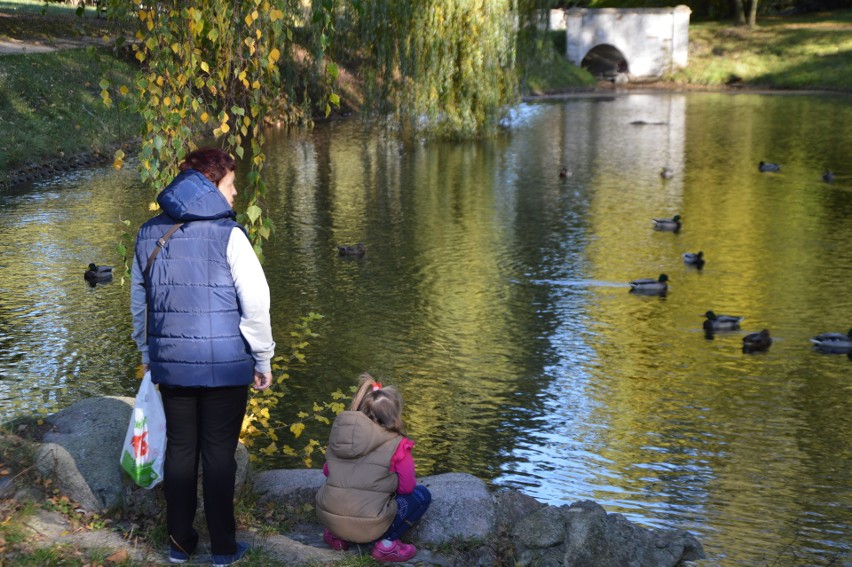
xmin=343 ymin=0 xmax=520 ymax=140
xmin=101 ymin=0 xmax=336 ymax=259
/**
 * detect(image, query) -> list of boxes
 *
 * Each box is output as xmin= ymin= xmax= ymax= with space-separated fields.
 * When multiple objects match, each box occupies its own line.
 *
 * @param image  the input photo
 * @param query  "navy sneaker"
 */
xmin=211 ymin=541 xmax=250 ymax=567
xmin=168 ymin=547 xmax=191 ymax=564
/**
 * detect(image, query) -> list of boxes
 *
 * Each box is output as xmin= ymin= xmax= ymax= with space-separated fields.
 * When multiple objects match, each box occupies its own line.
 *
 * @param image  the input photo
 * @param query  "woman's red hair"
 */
xmin=179 ymin=148 xmax=235 ymax=185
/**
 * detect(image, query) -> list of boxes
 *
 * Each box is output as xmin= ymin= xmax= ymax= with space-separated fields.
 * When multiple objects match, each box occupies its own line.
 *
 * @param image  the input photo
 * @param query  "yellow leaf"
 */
xmin=290 ymin=422 xmax=305 ymax=438
xmin=148 ymin=201 xmax=159 ymax=211
xmin=135 ymin=51 xmax=146 ymax=63
xmin=106 ymin=549 xmax=128 ymax=563
xmin=244 ymin=13 xmax=254 ymax=26
xmin=200 ymin=61 xmax=210 ymax=73
xmin=270 ymin=8 xmax=283 ymax=21
xmin=220 ymin=122 xmax=230 ymax=134
xmin=260 ymin=408 xmax=270 ymax=419
xmin=171 ymin=42 xmax=180 ymax=54
xmin=268 ymin=48 xmax=280 ymax=64
xmin=113 ymin=157 xmax=124 ymax=170
xmin=163 ymin=96 xmax=171 ymax=106
xmin=200 ymin=112 xmax=209 ymax=123
xmin=138 ymin=9 xmax=147 ymax=21
xmin=119 ymin=85 xmax=129 ymax=96
xmin=147 ymin=19 xmax=153 ymax=31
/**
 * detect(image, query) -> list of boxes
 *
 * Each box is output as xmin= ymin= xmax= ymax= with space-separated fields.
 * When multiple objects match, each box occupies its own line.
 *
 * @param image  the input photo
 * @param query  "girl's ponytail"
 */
xmin=350 ymin=372 xmax=405 ymax=434
xmin=349 ymin=373 xmax=380 ymax=412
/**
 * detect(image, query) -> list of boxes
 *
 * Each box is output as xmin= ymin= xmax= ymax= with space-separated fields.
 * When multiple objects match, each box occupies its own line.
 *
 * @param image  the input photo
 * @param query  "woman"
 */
xmin=130 ymin=148 xmax=275 ymax=566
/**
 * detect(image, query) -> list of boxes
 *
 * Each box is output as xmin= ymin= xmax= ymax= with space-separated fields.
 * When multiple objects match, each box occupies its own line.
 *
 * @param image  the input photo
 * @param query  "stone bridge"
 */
xmin=559 ymin=6 xmax=691 ymax=82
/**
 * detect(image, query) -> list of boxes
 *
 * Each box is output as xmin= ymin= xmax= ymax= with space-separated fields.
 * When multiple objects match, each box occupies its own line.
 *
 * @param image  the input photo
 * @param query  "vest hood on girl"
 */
xmin=134 ymin=169 xmax=254 ymax=388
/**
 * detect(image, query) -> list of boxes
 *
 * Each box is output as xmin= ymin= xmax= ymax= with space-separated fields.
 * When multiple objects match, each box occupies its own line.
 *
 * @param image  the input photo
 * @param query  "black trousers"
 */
xmin=160 ymin=384 xmax=248 ymax=556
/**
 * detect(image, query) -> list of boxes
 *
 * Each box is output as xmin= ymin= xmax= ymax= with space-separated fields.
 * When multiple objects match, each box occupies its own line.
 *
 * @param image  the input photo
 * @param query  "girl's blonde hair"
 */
xmin=349 ymin=373 xmax=405 ymax=435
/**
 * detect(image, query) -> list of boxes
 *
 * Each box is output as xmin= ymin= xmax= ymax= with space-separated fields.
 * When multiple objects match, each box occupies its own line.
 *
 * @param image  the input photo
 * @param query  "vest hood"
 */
xmin=328 ymin=411 xmax=397 ymax=460
xmin=157 ymin=169 xmax=236 ymax=222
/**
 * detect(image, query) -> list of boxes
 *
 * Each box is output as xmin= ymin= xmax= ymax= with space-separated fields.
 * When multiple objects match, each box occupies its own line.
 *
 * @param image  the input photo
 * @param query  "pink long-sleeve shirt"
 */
xmin=323 ymin=436 xmax=417 ymax=495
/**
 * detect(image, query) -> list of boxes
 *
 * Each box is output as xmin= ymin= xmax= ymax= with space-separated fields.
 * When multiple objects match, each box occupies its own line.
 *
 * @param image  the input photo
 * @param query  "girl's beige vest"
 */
xmin=316 ymin=411 xmax=403 ymax=542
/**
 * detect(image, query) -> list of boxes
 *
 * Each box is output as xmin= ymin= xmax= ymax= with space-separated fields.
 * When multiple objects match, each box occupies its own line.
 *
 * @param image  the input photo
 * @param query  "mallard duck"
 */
xmin=337 ymin=243 xmax=366 ymax=257
xmin=683 ymin=251 xmax=705 ymax=268
xmin=660 ymin=167 xmax=674 ymax=180
xmin=703 ymin=310 xmax=743 ymax=332
xmin=559 ymin=167 xmax=572 ymax=179
xmin=652 ymin=215 xmax=681 ymax=232
xmin=810 ymin=328 xmax=852 ymax=352
xmin=758 ymin=161 xmax=781 ymax=172
xmin=84 ymin=263 xmax=113 ymax=282
xmin=822 ymin=170 xmax=835 ymax=183
xmin=742 ymin=329 xmax=772 ymax=353
xmin=629 ymin=273 xmax=668 ymax=294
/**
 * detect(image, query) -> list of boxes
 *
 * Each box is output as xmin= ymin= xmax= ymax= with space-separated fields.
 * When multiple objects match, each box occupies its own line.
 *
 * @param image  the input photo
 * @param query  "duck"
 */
xmin=629 ymin=273 xmax=669 ymax=294
xmin=337 ymin=243 xmax=366 ymax=257
xmin=742 ymin=329 xmax=772 ymax=353
xmin=652 ymin=215 xmax=681 ymax=232
xmin=660 ymin=167 xmax=674 ymax=180
xmin=682 ymin=251 xmax=705 ymax=269
xmin=822 ymin=170 xmax=835 ymax=183
xmin=703 ymin=310 xmax=743 ymax=332
xmin=809 ymin=328 xmax=852 ymax=352
xmin=758 ymin=161 xmax=781 ymax=172
xmin=559 ymin=167 xmax=572 ymax=179
xmin=84 ymin=263 xmax=113 ymax=283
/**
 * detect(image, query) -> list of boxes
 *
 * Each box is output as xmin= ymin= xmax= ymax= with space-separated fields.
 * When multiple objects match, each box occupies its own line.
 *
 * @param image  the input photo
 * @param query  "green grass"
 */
xmin=0 ymin=0 xmax=117 ymax=41
xmin=0 ymin=46 xmax=139 ymax=174
xmin=518 ymin=33 xmax=598 ymax=95
xmin=673 ymin=9 xmax=852 ymax=90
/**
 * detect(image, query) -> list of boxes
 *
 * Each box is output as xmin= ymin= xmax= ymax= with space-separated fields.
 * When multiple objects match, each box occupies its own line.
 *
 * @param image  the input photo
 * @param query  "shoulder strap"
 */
xmin=143 ymin=222 xmax=184 ymax=277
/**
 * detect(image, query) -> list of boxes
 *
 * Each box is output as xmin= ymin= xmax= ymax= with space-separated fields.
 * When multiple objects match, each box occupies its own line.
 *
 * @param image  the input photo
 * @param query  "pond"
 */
xmin=1 ymin=91 xmax=851 ymax=566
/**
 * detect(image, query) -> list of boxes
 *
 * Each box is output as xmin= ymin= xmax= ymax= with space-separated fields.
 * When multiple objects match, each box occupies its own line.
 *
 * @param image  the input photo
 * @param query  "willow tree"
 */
xmin=102 ymin=0 xmax=336 ymax=258
xmin=342 ymin=0 xmax=520 ymax=139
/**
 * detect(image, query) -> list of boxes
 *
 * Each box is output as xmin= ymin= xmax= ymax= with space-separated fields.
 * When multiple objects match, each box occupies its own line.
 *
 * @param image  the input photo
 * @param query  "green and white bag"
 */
xmin=120 ymin=371 xmax=166 ymax=488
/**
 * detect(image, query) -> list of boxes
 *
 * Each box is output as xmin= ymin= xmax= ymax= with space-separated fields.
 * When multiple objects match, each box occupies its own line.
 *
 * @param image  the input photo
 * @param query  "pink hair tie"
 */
xmin=371 ymin=382 xmax=382 ymax=391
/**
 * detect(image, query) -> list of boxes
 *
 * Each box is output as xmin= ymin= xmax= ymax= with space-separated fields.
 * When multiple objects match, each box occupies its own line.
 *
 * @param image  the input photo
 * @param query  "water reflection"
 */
xmin=1 ymin=93 xmax=851 ymax=566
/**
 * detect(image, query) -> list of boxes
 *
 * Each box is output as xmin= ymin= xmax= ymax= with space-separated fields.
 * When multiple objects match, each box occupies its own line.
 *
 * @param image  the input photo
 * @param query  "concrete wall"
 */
xmin=565 ymin=6 xmax=691 ymax=80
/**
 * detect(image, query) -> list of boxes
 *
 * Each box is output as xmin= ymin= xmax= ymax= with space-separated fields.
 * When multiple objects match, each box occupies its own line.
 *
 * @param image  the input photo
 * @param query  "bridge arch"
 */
xmin=580 ymin=44 xmax=629 ymax=80
xmin=563 ymin=6 xmax=691 ymax=82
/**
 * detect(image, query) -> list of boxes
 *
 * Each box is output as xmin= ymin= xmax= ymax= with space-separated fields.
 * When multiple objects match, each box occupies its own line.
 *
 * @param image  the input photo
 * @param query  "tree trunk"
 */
xmin=748 ymin=0 xmax=758 ymax=26
xmin=733 ymin=0 xmax=746 ymax=25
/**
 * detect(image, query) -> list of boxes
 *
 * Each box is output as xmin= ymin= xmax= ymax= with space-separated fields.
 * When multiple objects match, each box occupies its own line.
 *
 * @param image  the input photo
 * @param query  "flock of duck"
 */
xmin=605 ymin=161 xmax=852 ymax=356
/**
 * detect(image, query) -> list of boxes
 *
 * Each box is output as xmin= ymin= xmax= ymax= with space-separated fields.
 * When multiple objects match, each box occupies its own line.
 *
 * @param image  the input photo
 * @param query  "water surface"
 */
xmin=1 ymin=92 xmax=850 ymax=566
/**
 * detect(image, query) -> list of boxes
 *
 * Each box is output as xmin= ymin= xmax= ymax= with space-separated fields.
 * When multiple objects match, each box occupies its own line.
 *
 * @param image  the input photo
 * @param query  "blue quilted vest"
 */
xmin=134 ymin=170 xmax=255 ymax=387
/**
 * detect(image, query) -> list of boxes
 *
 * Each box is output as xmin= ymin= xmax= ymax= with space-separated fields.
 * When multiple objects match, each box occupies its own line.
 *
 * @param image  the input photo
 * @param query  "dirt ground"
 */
xmin=0 ymin=36 xmax=109 ymax=54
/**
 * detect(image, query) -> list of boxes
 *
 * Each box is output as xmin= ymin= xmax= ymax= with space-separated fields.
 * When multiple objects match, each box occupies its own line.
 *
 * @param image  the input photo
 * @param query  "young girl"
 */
xmin=316 ymin=373 xmax=431 ymax=563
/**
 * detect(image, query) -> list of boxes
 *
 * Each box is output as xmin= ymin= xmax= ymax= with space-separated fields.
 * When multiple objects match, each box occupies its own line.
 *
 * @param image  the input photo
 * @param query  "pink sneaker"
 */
xmin=322 ymin=528 xmax=349 ymax=551
xmin=370 ymin=539 xmax=417 ymax=563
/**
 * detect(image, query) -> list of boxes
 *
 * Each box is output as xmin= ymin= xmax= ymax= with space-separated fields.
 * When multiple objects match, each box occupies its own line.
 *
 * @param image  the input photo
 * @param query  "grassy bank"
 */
xmin=673 ymin=9 xmax=852 ymax=90
xmin=0 ymin=47 xmax=138 ymax=176
xmin=1 ymin=3 xmax=851 ymax=183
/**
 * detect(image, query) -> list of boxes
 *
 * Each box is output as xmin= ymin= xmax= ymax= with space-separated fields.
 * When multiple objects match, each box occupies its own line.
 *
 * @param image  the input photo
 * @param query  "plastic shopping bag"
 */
xmin=120 ymin=371 xmax=166 ymax=488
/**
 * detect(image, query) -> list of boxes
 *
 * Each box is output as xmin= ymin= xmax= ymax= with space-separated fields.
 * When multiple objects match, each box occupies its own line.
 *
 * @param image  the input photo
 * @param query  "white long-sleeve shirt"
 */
xmin=131 ymin=227 xmax=276 ymax=373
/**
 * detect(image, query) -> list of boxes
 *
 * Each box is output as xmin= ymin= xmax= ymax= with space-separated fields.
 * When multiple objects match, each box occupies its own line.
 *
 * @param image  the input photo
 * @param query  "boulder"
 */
xmin=411 ymin=473 xmax=497 ymax=545
xmin=37 ymin=396 xmax=250 ymax=514
xmin=513 ymin=500 xmax=705 ymax=567
xmin=37 ymin=396 xmax=134 ymax=512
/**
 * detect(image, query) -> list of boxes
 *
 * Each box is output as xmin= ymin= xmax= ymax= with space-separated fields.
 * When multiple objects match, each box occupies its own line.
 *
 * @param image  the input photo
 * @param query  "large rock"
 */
xmin=411 ymin=473 xmax=497 ymax=545
xmin=37 ymin=396 xmax=250 ymax=514
xmin=37 ymin=396 xmax=134 ymax=512
xmin=513 ymin=500 xmax=705 ymax=567
xmin=253 ymin=468 xmax=326 ymax=508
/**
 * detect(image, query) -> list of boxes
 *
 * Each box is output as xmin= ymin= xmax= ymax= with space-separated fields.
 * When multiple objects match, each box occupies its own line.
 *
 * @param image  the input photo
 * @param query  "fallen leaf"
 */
xmin=106 ymin=549 xmax=128 ymax=563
